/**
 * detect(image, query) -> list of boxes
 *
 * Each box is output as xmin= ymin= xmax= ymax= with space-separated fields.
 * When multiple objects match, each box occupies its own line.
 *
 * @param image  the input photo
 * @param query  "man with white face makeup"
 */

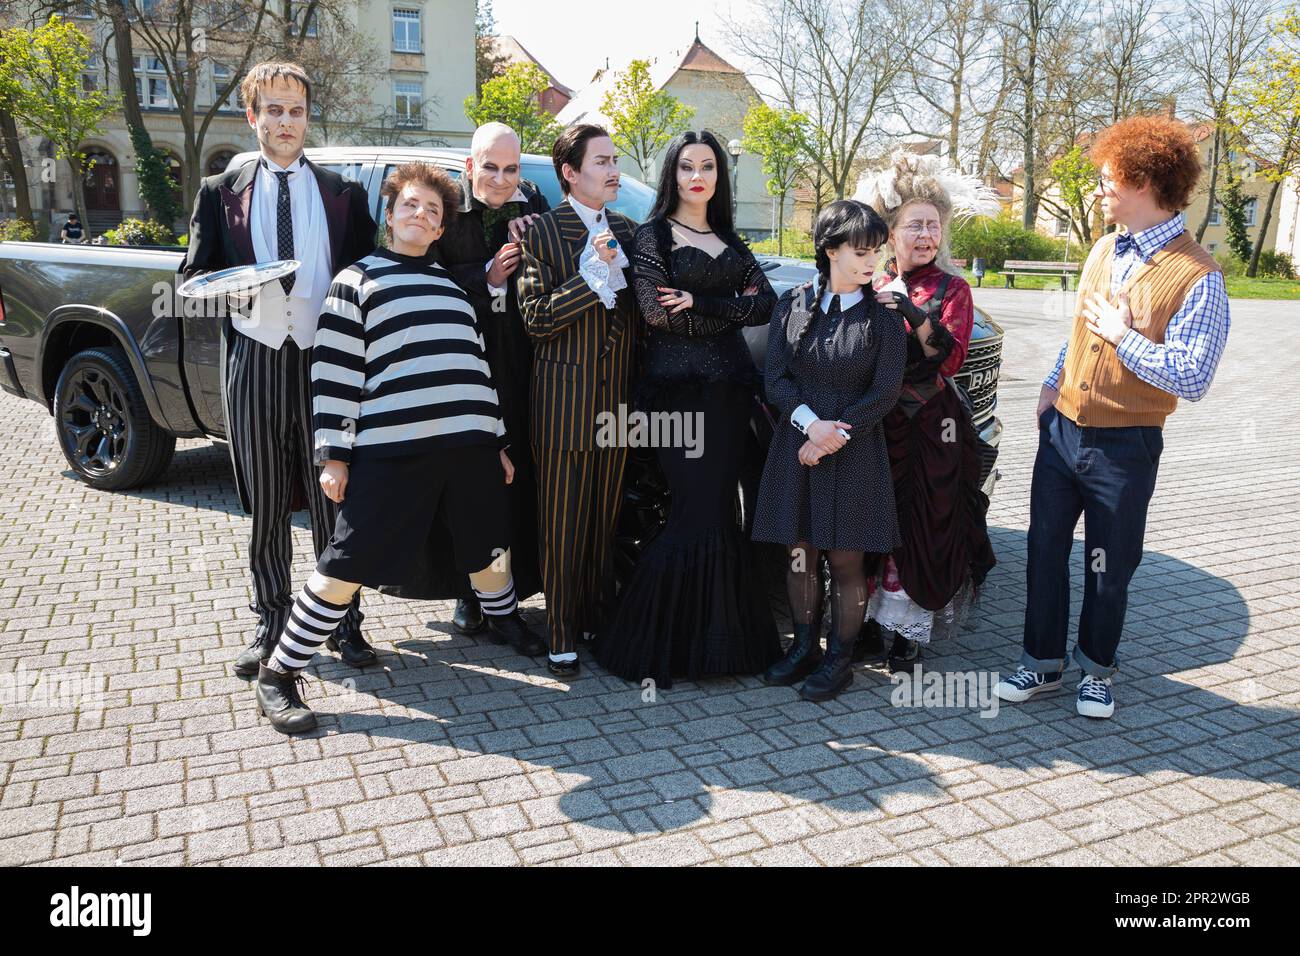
xmin=517 ymin=124 xmax=639 ymax=676
xmin=181 ymin=62 xmax=378 ymax=678
xmin=382 ymin=124 xmax=547 ymax=654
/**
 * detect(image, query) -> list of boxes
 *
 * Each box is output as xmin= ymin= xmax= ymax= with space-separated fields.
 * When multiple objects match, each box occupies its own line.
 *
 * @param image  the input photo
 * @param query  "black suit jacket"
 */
xmin=434 ymin=179 xmax=549 ymax=468
xmin=180 ymin=156 xmax=376 ymax=514
xmin=181 ymin=156 xmax=376 ymax=281
xmin=516 ymin=201 xmax=638 ymax=452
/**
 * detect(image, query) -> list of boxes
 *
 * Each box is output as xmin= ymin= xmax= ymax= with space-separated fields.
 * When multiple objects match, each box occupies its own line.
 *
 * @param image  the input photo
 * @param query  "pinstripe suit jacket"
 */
xmin=517 ymin=201 xmax=638 ymax=451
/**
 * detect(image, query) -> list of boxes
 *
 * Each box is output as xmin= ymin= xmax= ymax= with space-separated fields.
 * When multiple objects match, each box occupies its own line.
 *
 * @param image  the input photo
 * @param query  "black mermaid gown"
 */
xmin=596 ymin=237 xmax=781 ymax=687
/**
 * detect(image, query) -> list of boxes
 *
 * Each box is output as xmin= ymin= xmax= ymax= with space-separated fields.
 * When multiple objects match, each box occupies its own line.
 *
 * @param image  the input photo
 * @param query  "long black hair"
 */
xmin=812 ymin=200 xmax=889 ymax=302
xmin=648 ymin=130 xmax=735 ymax=236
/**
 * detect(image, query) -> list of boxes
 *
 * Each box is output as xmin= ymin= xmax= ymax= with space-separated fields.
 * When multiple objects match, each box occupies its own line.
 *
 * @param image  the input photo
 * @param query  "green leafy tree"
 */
xmin=0 ymin=14 xmax=116 ymax=227
xmin=1228 ymin=6 xmax=1300 ymax=276
xmin=1218 ymin=157 xmax=1253 ymax=263
xmin=464 ymin=63 xmax=562 ymax=154
xmin=601 ymin=59 xmax=694 ymax=179
xmin=742 ymin=101 xmax=810 ymax=256
xmin=1047 ymin=145 xmax=1098 ymax=244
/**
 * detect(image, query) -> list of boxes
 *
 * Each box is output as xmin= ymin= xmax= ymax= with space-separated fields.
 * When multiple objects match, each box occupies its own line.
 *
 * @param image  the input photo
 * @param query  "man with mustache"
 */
xmin=383 ymin=123 xmax=547 ymax=657
xmin=516 ymin=124 xmax=638 ymax=676
xmin=182 ymin=62 xmax=378 ymax=676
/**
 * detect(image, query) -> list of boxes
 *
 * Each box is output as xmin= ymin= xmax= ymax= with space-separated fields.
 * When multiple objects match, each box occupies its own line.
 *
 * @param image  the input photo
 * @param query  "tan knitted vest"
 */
xmin=1055 ymin=230 xmax=1220 ymax=428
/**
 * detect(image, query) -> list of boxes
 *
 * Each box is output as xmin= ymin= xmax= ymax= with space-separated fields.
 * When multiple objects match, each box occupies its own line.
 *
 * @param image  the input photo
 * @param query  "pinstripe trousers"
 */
xmin=225 ymin=331 xmax=363 ymax=638
xmin=533 ymin=443 xmax=627 ymax=655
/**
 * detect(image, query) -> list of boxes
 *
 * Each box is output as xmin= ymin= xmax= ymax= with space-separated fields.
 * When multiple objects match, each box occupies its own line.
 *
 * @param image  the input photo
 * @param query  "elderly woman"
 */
xmin=855 ymin=154 xmax=998 ymax=672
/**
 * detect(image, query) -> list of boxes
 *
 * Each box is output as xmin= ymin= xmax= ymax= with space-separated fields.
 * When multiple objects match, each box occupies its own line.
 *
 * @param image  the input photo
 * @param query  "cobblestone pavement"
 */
xmin=1 ymin=289 xmax=1297 ymax=866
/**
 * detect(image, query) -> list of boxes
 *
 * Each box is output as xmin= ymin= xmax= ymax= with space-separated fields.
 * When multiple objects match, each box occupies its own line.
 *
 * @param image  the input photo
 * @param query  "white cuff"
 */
xmin=791 ymin=404 xmax=818 ymax=434
xmin=485 ymin=260 xmax=506 ymax=297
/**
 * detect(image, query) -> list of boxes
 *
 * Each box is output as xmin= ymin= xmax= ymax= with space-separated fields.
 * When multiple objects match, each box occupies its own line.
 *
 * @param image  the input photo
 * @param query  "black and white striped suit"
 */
xmin=516 ymin=201 xmax=638 ymax=654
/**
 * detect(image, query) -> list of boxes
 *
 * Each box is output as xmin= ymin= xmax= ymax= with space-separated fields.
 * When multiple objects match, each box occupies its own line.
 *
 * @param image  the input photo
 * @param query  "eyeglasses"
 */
xmin=900 ymin=221 xmax=941 ymax=237
xmin=1096 ymin=175 xmax=1119 ymax=193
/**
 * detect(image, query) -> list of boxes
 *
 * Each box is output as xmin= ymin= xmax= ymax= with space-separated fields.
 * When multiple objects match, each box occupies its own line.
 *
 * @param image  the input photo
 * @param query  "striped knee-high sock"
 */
xmin=474 ymin=578 xmax=517 ymax=617
xmin=273 ymin=584 xmax=350 ymax=671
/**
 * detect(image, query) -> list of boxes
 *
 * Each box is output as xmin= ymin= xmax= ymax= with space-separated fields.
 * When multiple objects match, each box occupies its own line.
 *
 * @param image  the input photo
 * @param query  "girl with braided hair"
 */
xmin=854 ymin=153 xmax=999 ymax=672
xmin=751 ymin=200 xmax=907 ymax=701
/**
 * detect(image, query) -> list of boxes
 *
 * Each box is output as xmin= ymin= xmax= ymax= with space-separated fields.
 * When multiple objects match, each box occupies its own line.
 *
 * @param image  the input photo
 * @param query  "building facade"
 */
xmin=1 ymin=1 xmax=476 ymax=239
xmin=556 ymin=35 xmax=773 ymax=237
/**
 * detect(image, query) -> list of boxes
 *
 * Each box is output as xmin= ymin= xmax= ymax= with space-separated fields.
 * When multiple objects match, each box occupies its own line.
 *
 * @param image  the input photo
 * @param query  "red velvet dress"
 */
xmin=868 ymin=261 xmax=995 ymax=642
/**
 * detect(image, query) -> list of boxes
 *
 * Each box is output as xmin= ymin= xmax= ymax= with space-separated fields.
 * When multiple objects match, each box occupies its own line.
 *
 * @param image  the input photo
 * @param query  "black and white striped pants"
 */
xmin=225 ymin=331 xmax=363 ymax=638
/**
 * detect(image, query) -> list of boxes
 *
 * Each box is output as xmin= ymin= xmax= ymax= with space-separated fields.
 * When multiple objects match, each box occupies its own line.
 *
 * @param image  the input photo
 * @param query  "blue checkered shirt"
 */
xmin=1044 ymin=213 xmax=1230 ymax=402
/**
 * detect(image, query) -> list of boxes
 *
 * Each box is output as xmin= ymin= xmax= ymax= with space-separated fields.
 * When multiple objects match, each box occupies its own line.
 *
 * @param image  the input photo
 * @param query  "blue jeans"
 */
xmin=1022 ymin=406 xmax=1163 ymax=678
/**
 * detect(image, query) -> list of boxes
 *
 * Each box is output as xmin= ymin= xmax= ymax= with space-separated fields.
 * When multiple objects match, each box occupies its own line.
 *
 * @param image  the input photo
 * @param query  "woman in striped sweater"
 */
xmin=253 ymin=162 xmax=544 ymax=735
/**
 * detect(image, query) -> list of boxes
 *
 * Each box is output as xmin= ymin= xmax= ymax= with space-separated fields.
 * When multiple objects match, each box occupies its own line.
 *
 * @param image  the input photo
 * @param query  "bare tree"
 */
xmin=891 ymin=0 xmax=999 ymax=170
xmin=1092 ymin=0 xmax=1174 ymax=124
xmin=725 ymin=0 xmax=931 ymax=200
xmin=1180 ymin=0 xmax=1275 ymax=242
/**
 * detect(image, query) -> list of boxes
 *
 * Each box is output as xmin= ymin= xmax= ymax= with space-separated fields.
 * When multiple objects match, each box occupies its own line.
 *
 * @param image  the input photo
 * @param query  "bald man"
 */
xmin=381 ymin=124 xmax=549 ymax=652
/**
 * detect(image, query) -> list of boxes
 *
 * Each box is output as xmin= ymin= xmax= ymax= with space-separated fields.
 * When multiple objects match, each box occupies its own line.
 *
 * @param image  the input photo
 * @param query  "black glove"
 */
xmin=883 ymin=291 xmax=928 ymax=333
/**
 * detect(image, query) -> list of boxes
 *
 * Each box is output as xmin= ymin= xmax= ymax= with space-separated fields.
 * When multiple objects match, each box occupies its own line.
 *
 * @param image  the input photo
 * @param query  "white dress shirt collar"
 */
xmin=820 ymin=289 xmax=864 ymax=312
xmin=567 ymin=194 xmax=608 ymax=232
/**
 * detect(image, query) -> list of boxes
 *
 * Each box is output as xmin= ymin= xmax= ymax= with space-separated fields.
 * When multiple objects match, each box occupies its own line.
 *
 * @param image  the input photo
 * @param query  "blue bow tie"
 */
xmin=1114 ymin=232 xmax=1139 ymax=257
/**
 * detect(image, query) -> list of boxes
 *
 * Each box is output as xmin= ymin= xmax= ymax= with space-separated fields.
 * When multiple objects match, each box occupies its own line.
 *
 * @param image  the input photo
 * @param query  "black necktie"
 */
xmin=275 ymin=170 xmax=295 ymax=295
xmin=827 ymin=294 xmax=841 ymax=316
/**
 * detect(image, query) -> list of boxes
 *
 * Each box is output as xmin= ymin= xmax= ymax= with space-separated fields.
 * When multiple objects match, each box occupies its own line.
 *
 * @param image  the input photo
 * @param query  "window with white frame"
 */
xmin=70 ymin=1 xmax=94 ymax=17
xmin=393 ymin=8 xmax=422 ymax=53
xmin=1243 ymin=197 xmax=1257 ymax=227
xmin=1054 ymin=216 xmax=1069 ymax=237
xmin=134 ymin=56 xmax=175 ymax=109
xmin=212 ymin=62 xmax=240 ymax=112
xmin=81 ymin=53 xmax=101 ymax=92
xmin=1209 ymin=203 xmax=1221 ymax=226
xmin=394 ymin=81 xmax=423 ymax=127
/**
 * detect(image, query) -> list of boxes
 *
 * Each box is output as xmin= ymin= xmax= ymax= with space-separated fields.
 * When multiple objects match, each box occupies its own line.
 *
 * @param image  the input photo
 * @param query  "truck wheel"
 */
xmin=53 ymin=346 xmax=175 ymax=490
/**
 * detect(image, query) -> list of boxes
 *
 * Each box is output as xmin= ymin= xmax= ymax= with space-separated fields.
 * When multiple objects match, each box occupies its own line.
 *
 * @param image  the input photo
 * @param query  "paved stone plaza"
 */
xmin=1 ymin=288 xmax=1297 ymax=866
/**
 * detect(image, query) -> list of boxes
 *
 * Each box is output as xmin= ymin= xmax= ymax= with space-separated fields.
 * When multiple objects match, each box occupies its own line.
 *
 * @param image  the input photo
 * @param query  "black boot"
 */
xmin=799 ymin=632 xmax=857 ymax=702
xmin=763 ymin=622 xmax=824 ymax=686
xmin=485 ymin=610 xmax=546 ymax=656
xmin=886 ymin=631 xmax=922 ymax=673
xmin=326 ymin=629 xmax=377 ymax=667
xmin=234 ymin=618 xmax=279 ymax=677
xmin=852 ymin=618 xmax=885 ymax=662
xmin=254 ymin=663 xmax=317 ymax=735
xmin=453 ymin=595 xmax=485 ymax=635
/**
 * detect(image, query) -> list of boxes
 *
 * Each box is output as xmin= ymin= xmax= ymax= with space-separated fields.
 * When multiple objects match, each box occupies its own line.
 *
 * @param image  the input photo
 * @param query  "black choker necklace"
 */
xmin=669 ymin=217 xmax=714 ymax=235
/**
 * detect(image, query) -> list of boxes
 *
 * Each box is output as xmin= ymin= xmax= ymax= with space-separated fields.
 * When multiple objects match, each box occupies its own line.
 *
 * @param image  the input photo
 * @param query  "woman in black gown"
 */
xmin=596 ymin=131 xmax=781 ymax=687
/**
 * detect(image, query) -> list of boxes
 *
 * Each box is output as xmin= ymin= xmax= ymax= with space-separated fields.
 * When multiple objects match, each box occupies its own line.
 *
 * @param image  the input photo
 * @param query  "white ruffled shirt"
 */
xmin=567 ymin=195 xmax=628 ymax=308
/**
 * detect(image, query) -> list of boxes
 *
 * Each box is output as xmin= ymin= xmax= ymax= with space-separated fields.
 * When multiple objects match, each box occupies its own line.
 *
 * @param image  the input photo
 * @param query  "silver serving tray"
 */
xmin=176 ymin=259 xmax=301 ymax=299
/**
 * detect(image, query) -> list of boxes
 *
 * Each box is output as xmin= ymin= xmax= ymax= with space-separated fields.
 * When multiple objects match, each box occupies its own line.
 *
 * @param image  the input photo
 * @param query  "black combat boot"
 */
xmin=254 ymin=663 xmax=317 ymax=735
xmin=763 ymin=620 xmax=825 ymax=686
xmin=799 ymin=631 xmax=857 ymax=702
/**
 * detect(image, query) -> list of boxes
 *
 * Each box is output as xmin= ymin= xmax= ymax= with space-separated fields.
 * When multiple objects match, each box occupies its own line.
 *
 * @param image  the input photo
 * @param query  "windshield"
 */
xmin=522 ymin=159 xmax=655 ymax=224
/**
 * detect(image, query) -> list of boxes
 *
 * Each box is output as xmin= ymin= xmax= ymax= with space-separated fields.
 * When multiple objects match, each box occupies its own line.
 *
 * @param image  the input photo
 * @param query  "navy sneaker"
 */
xmin=1076 ymin=674 xmax=1115 ymax=718
xmin=994 ymin=665 xmax=1063 ymax=703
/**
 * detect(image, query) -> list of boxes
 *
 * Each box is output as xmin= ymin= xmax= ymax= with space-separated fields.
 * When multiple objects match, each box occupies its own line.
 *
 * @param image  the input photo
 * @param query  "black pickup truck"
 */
xmin=0 ymin=147 xmax=1003 ymax=543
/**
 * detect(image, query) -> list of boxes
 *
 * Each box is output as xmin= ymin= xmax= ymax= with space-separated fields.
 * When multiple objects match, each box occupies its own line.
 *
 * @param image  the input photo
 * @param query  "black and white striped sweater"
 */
xmin=311 ymin=247 xmax=506 ymax=464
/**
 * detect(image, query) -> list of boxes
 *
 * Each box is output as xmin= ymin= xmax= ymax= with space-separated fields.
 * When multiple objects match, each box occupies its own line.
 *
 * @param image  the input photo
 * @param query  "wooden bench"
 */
xmin=1002 ymin=259 xmax=1080 ymax=290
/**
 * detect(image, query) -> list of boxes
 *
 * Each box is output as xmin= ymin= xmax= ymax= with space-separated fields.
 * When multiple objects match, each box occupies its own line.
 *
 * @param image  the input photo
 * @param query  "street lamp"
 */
xmin=727 ymin=138 xmax=742 ymax=224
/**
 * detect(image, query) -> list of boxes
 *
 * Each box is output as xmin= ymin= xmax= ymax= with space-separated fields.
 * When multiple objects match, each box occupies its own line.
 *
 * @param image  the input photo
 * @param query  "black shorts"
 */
xmin=316 ymin=444 xmax=510 ymax=587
